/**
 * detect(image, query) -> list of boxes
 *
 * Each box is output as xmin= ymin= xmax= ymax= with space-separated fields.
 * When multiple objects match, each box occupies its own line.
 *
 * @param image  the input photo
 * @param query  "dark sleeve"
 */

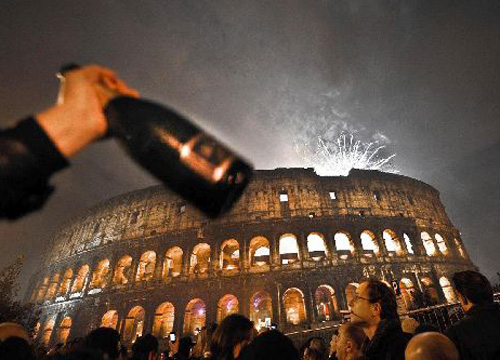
xmin=0 ymin=117 xmax=69 ymax=220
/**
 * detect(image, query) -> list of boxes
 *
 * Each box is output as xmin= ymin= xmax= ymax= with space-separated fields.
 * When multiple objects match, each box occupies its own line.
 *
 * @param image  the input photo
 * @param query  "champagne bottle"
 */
xmin=59 ymin=64 xmax=253 ymax=218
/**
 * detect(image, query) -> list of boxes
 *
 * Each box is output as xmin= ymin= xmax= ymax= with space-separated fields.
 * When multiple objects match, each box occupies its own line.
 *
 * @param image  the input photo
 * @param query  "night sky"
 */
xmin=1 ymin=1 xmax=499 ymax=296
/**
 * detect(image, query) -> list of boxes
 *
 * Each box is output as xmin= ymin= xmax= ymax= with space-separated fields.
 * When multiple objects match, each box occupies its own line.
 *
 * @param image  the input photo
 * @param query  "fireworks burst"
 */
xmin=296 ymin=133 xmax=397 ymax=176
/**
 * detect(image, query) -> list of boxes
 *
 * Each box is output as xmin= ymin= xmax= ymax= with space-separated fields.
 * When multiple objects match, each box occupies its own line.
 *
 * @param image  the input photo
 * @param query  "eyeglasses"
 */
xmin=351 ymin=293 xmax=371 ymax=304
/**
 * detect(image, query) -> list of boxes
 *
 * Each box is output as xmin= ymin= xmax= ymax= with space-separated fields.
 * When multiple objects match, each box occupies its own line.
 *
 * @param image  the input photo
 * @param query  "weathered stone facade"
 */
xmin=28 ymin=168 xmax=476 ymax=347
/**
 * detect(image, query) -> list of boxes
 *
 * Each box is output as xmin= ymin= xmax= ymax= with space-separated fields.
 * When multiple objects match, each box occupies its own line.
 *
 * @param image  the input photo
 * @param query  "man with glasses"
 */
xmin=349 ymin=279 xmax=408 ymax=360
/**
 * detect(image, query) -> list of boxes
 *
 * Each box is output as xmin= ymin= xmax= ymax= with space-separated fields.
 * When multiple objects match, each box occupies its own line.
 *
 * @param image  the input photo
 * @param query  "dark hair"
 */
xmin=237 ymin=330 xmax=300 ymax=360
xmin=210 ymin=314 xmax=254 ymax=360
xmin=452 ymin=270 xmax=494 ymax=305
xmin=301 ymin=337 xmax=328 ymax=360
xmin=341 ymin=323 xmax=366 ymax=350
xmin=364 ymin=279 xmax=398 ymax=320
xmin=84 ymin=327 xmax=121 ymax=360
xmin=414 ymin=323 xmax=440 ymax=335
xmin=132 ymin=334 xmax=159 ymax=360
xmin=178 ymin=336 xmax=194 ymax=357
xmin=0 ymin=337 xmax=36 ymax=360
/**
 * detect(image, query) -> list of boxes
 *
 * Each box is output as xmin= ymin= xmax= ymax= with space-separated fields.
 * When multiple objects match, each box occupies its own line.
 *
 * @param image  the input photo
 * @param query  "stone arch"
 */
xmin=183 ymin=298 xmax=206 ymax=335
xmin=101 ymin=310 xmax=118 ymax=329
xmin=220 ymin=239 xmax=240 ymax=271
xmin=439 ymin=276 xmax=457 ymax=303
xmin=153 ymin=302 xmax=175 ymax=339
xmin=454 ymin=238 xmax=467 ymax=258
xmin=249 ymin=236 xmax=270 ymax=266
xmin=41 ymin=318 xmax=55 ymax=347
xmin=113 ymin=255 xmax=133 ymax=285
xmin=283 ymin=287 xmax=307 ymax=325
xmin=403 ymin=233 xmax=414 ymax=254
xmin=360 ymin=230 xmax=380 ymax=255
xmin=33 ymin=321 xmax=41 ymax=340
xmin=71 ymin=265 xmax=90 ymax=294
xmin=36 ymin=277 xmax=49 ymax=302
xmin=249 ymin=291 xmax=273 ymax=330
xmin=136 ymin=251 xmax=157 ymax=281
xmin=190 ymin=243 xmax=211 ymax=276
xmin=58 ymin=269 xmax=73 ymax=297
xmin=55 ymin=317 xmax=72 ymax=344
xmin=382 ymin=229 xmax=404 ymax=256
xmin=399 ymin=278 xmax=416 ymax=310
xmin=421 ymin=232 xmax=436 ymax=256
xmin=345 ymin=282 xmax=360 ymax=309
xmin=123 ymin=306 xmax=145 ymax=344
xmin=163 ymin=246 xmax=183 ymax=278
xmin=46 ymin=273 xmax=61 ymax=300
xmin=307 ymin=232 xmax=328 ymax=261
xmin=420 ymin=277 xmax=439 ymax=305
xmin=90 ymin=259 xmax=110 ymax=289
xmin=217 ymin=294 xmax=239 ymax=323
xmin=435 ymin=233 xmax=449 ymax=255
xmin=334 ymin=231 xmax=355 ymax=258
xmin=279 ymin=233 xmax=299 ymax=265
xmin=315 ymin=285 xmax=339 ymax=321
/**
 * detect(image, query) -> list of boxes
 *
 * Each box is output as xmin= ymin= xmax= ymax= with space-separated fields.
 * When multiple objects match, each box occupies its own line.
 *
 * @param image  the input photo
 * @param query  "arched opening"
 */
xmin=283 ymin=288 xmax=307 ymax=325
xmin=41 ymin=318 xmax=55 ymax=347
xmin=454 ymin=238 xmax=467 ymax=258
xmin=113 ymin=255 xmax=133 ymax=285
xmin=360 ymin=230 xmax=379 ymax=256
xmin=58 ymin=269 xmax=73 ymax=297
xmin=90 ymin=259 xmax=110 ymax=289
xmin=217 ymin=294 xmax=239 ymax=323
xmin=249 ymin=291 xmax=273 ymax=331
xmin=71 ymin=265 xmax=89 ymax=294
xmin=136 ymin=251 xmax=156 ymax=281
xmin=249 ymin=237 xmax=270 ymax=267
xmin=307 ymin=232 xmax=328 ymax=261
xmin=439 ymin=277 xmax=457 ymax=303
xmin=101 ymin=310 xmax=118 ymax=329
xmin=220 ymin=239 xmax=240 ymax=271
xmin=123 ymin=306 xmax=145 ymax=345
xmin=403 ymin=233 xmax=414 ymax=254
xmin=421 ymin=232 xmax=436 ymax=256
xmin=190 ymin=243 xmax=211 ymax=276
xmin=382 ymin=229 xmax=404 ymax=255
xmin=184 ymin=298 xmax=206 ymax=335
xmin=55 ymin=317 xmax=71 ymax=345
xmin=46 ymin=274 xmax=60 ymax=300
xmin=153 ymin=302 xmax=175 ymax=339
xmin=420 ymin=277 xmax=439 ymax=305
xmin=345 ymin=283 xmax=360 ymax=309
xmin=36 ymin=277 xmax=49 ymax=302
xmin=163 ymin=247 xmax=183 ymax=278
xmin=315 ymin=285 xmax=339 ymax=322
xmin=399 ymin=278 xmax=416 ymax=310
xmin=33 ymin=322 xmax=41 ymax=340
xmin=334 ymin=232 xmax=355 ymax=258
xmin=279 ymin=234 xmax=299 ymax=265
xmin=435 ymin=234 xmax=449 ymax=255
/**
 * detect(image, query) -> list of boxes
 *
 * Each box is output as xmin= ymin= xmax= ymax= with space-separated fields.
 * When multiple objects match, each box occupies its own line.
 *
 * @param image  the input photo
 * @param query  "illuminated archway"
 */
xmin=41 ymin=318 xmax=55 ymax=346
xmin=399 ymin=278 xmax=415 ymax=310
xmin=439 ymin=277 xmax=457 ymax=303
xmin=190 ymin=243 xmax=211 ymax=276
xmin=315 ymin=285 xmax=339 ymax=321
xmin=36 ymin=277 xmax=49 ymax=302
xmin=90 ymin=259 xmax=110 ymax=289
xmin=249 ymin=237 xmax=270 ymax=266
xmin=421 ymin=232 xmax=436 ymax=256
xmin=184 ymin=298 xmax=206 ymax=334
xmin=403 ymin=233 xmax=414 ymax=254
xmin=249 ymin=291 xmax=273 ymax=330
xmin=163 ymin=247 xmax=183 ymax=278
xmin=217 ymin=294 xmax=239 ymax=323
xmin=382 ymin=229 xmax=404 ymax=255
xmin=360 ymin=230 xmax=379 ymax=255
xmin=136 ymin=251 xmax=156 ymax=281
xmin=279 ymin=234 xmax=299 ymax=264
xmin=220 ymin=239 xmax=240 ymax=271
xmin=122 ymin=306 xmax=145 ymax=344
xmin=113 ymin=255 xmax=132 ymax=285
xmin=58 ymin=269 xmax=73 ymax=297
xmin=283 ymin=288 xmax=307 ymax=325
xmin=55 ymin=317 xmax=71 ymax=344
xmin=71 ymin=265 xmax=89 ymax=294
xmin=46 ymin=273 xmax=60 ymax=300
xmin=307 ymin=232 xmax=327 ymax=261
xmin=334 ymin=232 xmax=355 ymax=258
xmin=101 ymin=310 xmax=118 ymax=329
xmin=454 ymin=238 xmax=466 ymax=258
xmin=153 ymin=302 xmax=175 ymax=339
xmin=420 ymin=277 xmax=439 ymax=305
xmin=435 ymin=234 xmax=449 ymax=255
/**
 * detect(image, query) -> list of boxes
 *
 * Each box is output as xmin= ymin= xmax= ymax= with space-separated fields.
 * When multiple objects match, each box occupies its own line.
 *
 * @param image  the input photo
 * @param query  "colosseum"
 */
xmin=27 ymin=168 xmax=476 ymax=347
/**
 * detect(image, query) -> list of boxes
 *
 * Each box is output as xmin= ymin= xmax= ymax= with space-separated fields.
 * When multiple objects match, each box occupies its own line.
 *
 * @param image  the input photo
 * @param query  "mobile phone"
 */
xmin=169 ymin=332 xmax=176 ymax=342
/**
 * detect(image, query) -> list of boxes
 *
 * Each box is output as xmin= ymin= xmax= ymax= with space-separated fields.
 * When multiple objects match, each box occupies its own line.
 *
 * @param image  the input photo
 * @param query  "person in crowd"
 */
xmin=210 ymin=314 xmax=254 ymax=360
xmin=191 ymin=324 xmax=217 ymax=359
xmin=131 ymin=334 xmax=159 ymax=360
xmin=412 ymin=323 xmax=439 ymax=335
xmin=83 ymin=327 xmax=121 ymax=360
xmin=0 ymin=336 xmax=37 ymax=360
xmin=236 ymin=330 xmax=300 ymax=360
xmin=400 ymin=318 xmax=419 ymax=335
xmin=0 ymin=322 xmax=31 ymax=341
xmin=349 ymin=279 xmax=408 ymax=360
xmin=0 ymin=64 xmax=138 ymax=220
xmin=301 ymin=337 xmax=328 ymax=360
xmin=173 ymin=336 xmax=194 ymax=360
xmin=335 ymin=323 xmax=366 ymax=360
xmin=404 ymin=332 xmax=459 ymax=360
xmin=445 ymin=270 xmax=500 ymax=360
xmin=328 ymin=329 xmax=339 ymax=360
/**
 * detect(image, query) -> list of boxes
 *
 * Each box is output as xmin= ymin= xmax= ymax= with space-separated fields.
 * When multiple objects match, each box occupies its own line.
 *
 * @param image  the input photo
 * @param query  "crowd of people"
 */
xmin=1 ymin=269 xmax=499 ymax=360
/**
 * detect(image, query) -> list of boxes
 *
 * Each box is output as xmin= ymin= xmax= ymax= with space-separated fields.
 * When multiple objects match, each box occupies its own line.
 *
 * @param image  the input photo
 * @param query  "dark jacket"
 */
xmin=361 ymin=319 xmax=408 ymax=360
xmin=446 ymin=303 xmax=500 ymax=360
xmin=0 ymin=117 xmax=68 ymax=220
